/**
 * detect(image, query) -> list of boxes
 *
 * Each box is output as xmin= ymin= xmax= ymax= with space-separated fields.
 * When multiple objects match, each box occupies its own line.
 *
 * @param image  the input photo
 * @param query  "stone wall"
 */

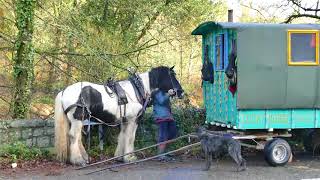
xmin=0 ymin=119 xmax=54 ymax=148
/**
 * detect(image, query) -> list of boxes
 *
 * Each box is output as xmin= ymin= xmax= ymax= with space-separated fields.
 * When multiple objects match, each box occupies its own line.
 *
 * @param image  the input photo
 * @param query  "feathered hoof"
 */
xmin=70 ymin=156 xmax=88 ymax=166
xmin=123 ymin=154 xmax=137 ymax=163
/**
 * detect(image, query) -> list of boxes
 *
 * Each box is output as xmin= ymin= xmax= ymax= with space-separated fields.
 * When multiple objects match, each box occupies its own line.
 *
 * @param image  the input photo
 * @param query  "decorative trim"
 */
xmin=287 ymin=29 xmax=319 ymax=66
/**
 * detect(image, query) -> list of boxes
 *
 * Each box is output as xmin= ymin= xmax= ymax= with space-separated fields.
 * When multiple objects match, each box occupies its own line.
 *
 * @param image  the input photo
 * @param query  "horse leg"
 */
xmin=68 ymin=119 xmax=86 ymax=166
xmin=123 ymin=120 xmax=138 ymax=162
xmin=78 ymin=134 xmax=89 ymax=163
xmin=114 ymin=123 xmax=126 ymax=160
xmin=115 ymin=119 xmax=138 ymax=162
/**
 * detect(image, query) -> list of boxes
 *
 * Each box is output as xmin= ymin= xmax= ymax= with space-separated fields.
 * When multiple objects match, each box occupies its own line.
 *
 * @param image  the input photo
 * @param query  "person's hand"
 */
xmin=168 ymin=89 xmax=176 ymax=96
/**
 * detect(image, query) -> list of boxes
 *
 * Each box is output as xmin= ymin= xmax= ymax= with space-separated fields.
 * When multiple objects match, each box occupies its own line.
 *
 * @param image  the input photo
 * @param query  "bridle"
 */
xmin=167 ymin=69 xmax=181 ymax=97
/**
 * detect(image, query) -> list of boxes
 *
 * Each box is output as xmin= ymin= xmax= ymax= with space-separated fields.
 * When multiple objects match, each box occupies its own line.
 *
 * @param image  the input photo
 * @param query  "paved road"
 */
xmin=2 ymin=152 xmax=320 ymax=180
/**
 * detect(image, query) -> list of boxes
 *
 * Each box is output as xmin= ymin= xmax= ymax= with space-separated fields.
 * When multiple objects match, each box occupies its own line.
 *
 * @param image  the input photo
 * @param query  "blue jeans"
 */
xmin=157 ymin=121 xmax=177 ymax=143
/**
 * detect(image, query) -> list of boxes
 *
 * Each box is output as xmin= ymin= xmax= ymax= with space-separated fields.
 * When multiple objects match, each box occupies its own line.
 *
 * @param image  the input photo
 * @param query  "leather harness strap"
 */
xmin=63 ymin=73 xmax=149 ymax=122
xmin=64 ymin=103 xmax=83 ymax=114
xmin=129 ymin=73 xmax=146 ymax=105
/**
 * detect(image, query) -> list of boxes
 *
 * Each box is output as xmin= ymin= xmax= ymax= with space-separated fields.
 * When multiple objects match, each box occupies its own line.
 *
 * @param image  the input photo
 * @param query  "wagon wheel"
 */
xmin=264 ymin=138 xmax=291 ymax=167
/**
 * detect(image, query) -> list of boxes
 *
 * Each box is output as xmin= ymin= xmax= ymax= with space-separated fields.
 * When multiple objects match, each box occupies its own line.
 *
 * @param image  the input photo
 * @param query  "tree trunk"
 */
xmin=12 ymin=0 xmax=36 ymax=118
xmin=179 ymin=38 xmax=183 ymax=80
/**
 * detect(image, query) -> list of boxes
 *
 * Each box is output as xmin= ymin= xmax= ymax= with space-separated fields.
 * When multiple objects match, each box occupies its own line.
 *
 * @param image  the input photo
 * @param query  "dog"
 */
xmin=197 ymin=127 xmax=246 ymax=171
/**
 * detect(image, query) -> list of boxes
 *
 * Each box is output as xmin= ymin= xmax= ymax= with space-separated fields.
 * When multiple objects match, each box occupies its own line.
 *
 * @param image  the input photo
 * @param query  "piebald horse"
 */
xmin=54 ymin=66 xmax=184 ymax=165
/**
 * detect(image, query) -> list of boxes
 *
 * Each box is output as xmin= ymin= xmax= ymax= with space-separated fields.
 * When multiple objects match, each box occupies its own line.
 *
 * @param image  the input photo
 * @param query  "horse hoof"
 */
xmin=70 ymin=158 xmax=88 ymax=166
xmin=80 ymin=162 xmax=87 ymax=167
xmin=83 ymin=154 xmax=89 ymax=162
xmin=123 ymin=155 xmax=137 ymax=163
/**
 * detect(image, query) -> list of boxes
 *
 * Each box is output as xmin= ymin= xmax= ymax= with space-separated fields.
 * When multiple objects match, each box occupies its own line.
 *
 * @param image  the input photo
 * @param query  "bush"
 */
xmin=0 ymin=142 xmax=51 ymax=162
xmin=124 ymin=103 xmax=205 ymax=155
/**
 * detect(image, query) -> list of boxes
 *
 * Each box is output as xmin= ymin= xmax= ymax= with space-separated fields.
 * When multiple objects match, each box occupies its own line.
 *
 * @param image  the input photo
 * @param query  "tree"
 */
xmin=284 ymin=0 xmax=320 ymax=23
xmin=0 ymin=0 xmax=226 ymax=118
xmin=12 ymin=0 xmax=36 ymax=118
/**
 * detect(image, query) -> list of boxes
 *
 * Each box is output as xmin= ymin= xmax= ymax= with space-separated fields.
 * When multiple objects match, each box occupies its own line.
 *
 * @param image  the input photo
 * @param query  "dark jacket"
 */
xmin=152 ymin=90 xmax=173 ymax=121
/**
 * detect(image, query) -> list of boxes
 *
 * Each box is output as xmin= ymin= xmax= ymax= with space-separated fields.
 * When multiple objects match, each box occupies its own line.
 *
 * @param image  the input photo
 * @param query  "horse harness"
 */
xmin=104 ymin=73 xmax=149 ymax=123
xmin=63 ymin=73 xmax=150 ymax=127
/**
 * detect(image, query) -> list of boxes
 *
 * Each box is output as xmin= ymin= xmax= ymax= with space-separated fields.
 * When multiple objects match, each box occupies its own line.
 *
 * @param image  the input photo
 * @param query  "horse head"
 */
xmin=149 ymin=66 xmax=184 ymax=98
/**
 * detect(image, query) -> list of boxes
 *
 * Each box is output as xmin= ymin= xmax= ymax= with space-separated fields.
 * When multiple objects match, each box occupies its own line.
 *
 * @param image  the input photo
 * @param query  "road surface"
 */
xmin=1 ymin=152 xmax=320 ymax=180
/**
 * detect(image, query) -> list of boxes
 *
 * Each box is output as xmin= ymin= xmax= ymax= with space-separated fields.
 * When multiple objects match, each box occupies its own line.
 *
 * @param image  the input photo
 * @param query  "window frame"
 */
xmin=215 ymin=33 xmax=226 ymax=71
xmin=287 ymin=29 xmax=319 ymax=66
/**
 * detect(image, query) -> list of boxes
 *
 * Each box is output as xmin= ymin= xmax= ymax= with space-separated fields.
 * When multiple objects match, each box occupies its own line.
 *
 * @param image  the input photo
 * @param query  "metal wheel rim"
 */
xmin=272 ymin=144 xmax=287 ymax=162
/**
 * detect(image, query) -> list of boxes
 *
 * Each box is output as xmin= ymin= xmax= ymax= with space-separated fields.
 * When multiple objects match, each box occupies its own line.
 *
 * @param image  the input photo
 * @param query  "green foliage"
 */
xmin=0 ymin=142 xmax=50 ymax=162
xmin=135 ymin=102 xmax=205 ymax=151
xmin=2 ymin=0 xmax=227 ymax=118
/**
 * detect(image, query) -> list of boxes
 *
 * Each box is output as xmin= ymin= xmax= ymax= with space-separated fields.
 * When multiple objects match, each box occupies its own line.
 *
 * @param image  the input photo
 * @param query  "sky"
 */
xmin=226 ymin=0 xmax=320 ymax=23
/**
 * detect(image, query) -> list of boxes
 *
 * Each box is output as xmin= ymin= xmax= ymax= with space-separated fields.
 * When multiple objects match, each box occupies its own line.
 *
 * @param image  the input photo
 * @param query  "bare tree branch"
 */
xmin=240 ymin=3 xmax=268 ymax=21
xmin=136 ymin=0 xmax=173 ymax=42
xmin=290 ymin=0 xmax=320 ymax=11
xmin=0 ymin=46 xmax=13 ymax=51
xmin=0 ymin=94 xmax=10 ymax=104
xmin=0 ymin=31 xmax=15 ymax=43
xmin=281 ymin=0 xmax=320 ymax=23
xmin=42 ymin=55 xmax=80 ymax=82
xmin=36 ymin=39 xmax=169 ymax=58
xmin=284 ymin=13 xmax=320 ymax=23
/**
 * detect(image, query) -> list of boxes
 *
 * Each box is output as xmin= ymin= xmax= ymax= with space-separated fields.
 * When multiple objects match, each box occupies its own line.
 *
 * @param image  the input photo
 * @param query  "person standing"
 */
xmin=152 ymin=89 xmax=177 ymax=161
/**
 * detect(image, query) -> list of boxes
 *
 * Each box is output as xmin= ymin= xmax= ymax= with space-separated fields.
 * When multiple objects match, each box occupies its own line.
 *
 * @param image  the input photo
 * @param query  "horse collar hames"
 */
xmin=54 ymin=66 xmax=184 ymax=166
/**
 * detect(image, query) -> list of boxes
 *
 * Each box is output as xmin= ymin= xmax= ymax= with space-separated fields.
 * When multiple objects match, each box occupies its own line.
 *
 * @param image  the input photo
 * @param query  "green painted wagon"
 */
xmin=192 ymin=22 xmax=320 ymax=166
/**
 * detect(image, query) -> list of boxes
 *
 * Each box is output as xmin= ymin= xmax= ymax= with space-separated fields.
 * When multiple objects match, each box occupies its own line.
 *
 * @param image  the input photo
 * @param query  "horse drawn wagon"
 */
xmin=192 ymin=22 xmax=320 ymax=166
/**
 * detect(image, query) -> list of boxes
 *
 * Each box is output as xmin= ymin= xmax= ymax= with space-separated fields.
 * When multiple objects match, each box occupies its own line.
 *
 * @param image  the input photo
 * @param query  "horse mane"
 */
xmin=149 ymin=66 xmax=171 ymax=90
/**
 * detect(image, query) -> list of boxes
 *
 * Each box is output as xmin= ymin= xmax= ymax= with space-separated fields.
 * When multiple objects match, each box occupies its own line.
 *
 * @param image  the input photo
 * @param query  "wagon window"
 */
xmin=215 ymin=34 xmax=225 ymax=70
xmin=288 ymin=30 xmax=319 ymax=65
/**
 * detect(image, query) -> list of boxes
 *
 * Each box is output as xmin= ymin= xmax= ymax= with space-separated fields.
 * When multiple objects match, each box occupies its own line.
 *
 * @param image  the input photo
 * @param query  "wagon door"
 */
xmin=203 ymin=29 xmax=238 ymax=127
xmin=202 ymin=33 xmax=214 ymax=122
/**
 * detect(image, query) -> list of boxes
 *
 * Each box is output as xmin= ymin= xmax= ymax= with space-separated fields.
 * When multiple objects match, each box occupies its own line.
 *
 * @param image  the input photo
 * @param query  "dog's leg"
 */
xmin=236 ymin=145 xmax=246 ymax=171
xmin=203 ymin=151 xmax=212 ymax=171
xmin=237 ymin=150 xmax=247 ymax=171
xmin=228 ymin=147 xmax=241 ymax=172
xmin=208 ymin=153 xmax=212 ymax=170
xmin=240 ymin=157 xmax=247 ymax=171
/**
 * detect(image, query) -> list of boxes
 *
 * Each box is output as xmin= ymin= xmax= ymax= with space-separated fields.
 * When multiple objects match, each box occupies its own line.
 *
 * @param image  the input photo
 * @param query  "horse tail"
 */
xmin=54 ymin=91 xmax=70 ymax=163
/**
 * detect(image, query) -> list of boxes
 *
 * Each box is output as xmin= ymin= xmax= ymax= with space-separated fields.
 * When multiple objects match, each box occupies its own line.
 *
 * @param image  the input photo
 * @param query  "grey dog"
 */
xmin=197 ymin=127 xmax=246 ymax=171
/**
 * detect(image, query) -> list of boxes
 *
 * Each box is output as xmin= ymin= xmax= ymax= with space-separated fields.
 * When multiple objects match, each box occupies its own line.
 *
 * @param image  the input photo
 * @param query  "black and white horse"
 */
xmin=54 ymin=66 xmax=184 ymax=165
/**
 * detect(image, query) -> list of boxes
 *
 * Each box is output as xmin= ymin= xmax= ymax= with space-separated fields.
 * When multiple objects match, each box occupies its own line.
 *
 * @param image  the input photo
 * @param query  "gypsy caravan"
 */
xmin=192 ymin=22 xmax=320 ymax=166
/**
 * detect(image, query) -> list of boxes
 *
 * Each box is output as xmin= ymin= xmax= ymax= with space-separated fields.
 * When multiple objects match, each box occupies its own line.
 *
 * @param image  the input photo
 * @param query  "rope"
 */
xmin=90 ymin=115 xmax=121 ymax=127
xmin=84 ymin=142 xmax=201 ymax=175
xmin=76 ymin=133 xmax=196 ymax=170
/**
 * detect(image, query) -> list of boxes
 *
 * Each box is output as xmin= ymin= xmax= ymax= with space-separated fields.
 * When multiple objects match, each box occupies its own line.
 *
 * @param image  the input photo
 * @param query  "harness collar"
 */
xmin=129 ymin=73 xmax=148 ymax=105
